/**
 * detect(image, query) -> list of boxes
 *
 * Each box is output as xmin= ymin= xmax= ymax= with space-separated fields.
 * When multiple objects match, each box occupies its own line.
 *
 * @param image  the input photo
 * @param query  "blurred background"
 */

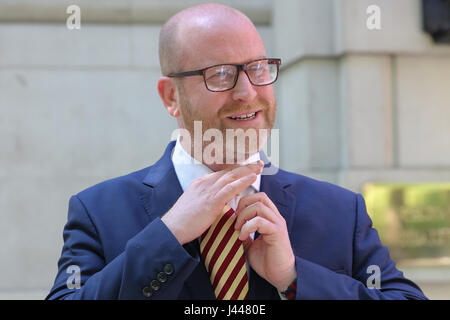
xmin=0 ymin=0 xmax=449 ymax=299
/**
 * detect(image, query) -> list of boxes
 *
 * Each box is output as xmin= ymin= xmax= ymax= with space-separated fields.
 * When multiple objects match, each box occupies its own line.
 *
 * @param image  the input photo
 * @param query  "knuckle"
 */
xmin=228 ymin=171 xmax=240 ymax=181
xmin=253 ymin=216 xmax=263 ymax=224
xmin=259 ymin=192 xmax=271 ymax=205
xmin=191 ymin=178 xmax=204 ymax=187
xmin=255 ymin=201 xmax=264 ymax=209
xmin=248 ymin=202 xmax=259 ymax=213
xmin=278 ymin=216 xmax=287 ymax=228
xmin=252 ymin=201 xmax=264 ymax=213
xmin=225 ymin=170 xmax=237 ymax=179
xmin=223 ymin=183 xmax=234 ymax=194
xmin=237 ymin=199 xmax=246 ymax=209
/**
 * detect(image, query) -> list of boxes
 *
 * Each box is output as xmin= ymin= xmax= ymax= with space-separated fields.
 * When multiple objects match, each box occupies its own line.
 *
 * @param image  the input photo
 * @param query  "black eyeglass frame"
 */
xmin=167 ymin=58 xmax=282 ymax=92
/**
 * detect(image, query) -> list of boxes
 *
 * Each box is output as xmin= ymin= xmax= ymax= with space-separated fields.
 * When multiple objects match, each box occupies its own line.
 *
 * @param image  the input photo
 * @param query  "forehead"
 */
xmin=178 ymin=17 xmax=267 ymax=69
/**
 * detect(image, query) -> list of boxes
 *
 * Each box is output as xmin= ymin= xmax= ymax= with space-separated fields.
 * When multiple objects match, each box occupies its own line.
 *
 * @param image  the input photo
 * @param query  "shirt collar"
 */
xmin=171 ymin=135 xmax=261 ymax=192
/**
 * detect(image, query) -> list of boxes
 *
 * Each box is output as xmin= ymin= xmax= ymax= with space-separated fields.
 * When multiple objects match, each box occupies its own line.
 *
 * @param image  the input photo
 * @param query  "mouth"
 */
xmin=227 ymin=110 xmax=260 ymax=121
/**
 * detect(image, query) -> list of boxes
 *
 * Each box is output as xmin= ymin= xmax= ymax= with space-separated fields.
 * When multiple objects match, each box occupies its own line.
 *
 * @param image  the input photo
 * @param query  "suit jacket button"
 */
xmin=157 ymin=272 xmax=168 ymax=283
xmin=142 ymin=286 xmax=152 ymax=298
xmin=163 ymin=263 xmax=174 ymax=275
xmin=150 ymin=279 xmax=160 ymax=291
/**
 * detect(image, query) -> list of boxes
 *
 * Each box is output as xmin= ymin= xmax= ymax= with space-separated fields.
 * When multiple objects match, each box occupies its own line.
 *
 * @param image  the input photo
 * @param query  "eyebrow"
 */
xmin=200 ymin=56 xmax=268 ymax=68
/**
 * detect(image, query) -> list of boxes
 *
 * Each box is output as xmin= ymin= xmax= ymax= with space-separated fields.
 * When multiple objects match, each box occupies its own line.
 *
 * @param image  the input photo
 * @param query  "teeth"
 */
xmin=230 ymin=112 xmax=256 ymax=120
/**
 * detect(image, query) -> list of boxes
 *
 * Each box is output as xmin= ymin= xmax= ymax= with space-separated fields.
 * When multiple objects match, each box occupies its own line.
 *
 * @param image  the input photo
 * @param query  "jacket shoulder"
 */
xmin=275 ymin=168 xmax=358 ymax=205
xmin=276 ymin=168 xmax=356 ymax=194
xmin=75 ymin=166 xmax=151 ymax=207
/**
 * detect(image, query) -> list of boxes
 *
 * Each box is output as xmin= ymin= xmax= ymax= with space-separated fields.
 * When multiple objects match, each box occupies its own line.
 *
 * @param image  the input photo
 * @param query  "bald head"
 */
xmin=158 ymin=3 xmax=261 ymax=76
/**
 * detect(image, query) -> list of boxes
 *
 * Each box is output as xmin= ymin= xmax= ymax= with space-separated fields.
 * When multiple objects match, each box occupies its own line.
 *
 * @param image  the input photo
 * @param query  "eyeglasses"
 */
xmin=167 ymin=58 xmax=281 ymax=92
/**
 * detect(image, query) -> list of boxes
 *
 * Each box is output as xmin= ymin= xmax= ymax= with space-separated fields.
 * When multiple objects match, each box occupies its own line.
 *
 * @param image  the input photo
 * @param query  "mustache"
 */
xmin=219 ymin=99 xmax=270 ymax=117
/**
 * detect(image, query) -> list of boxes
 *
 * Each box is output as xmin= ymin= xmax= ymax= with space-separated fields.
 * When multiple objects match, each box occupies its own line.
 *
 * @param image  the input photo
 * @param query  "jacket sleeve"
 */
xmin=293 ymin=194 xmax=428 ymax=300
xmin=46 ymin=195 xmax=199 ymax=300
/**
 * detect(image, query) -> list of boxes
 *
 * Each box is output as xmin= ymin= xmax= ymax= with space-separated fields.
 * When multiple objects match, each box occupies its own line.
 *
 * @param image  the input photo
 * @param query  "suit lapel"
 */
xmin=141 ymin=141 xmax=183 ymax=220
xmin=247 ymin=160 xmax=297 ymax=300
xmin=258 ymin=150 xmax=296 ymax=233
xmin=260 ymin=171 xmax=296 ymax=235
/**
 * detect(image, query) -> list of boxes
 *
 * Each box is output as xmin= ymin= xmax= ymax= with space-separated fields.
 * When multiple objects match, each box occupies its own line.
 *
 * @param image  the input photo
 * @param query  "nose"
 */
xmin=231 ymin=70 xmax=257 ymax=103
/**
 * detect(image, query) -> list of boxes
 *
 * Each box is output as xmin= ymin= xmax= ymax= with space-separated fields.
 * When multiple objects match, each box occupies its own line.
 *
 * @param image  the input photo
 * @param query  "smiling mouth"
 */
xmin=228 ymin=111 xmax=258 ymax=121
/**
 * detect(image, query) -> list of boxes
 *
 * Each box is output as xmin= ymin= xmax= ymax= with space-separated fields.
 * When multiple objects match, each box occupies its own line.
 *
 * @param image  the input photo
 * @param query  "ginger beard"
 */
xmin=176 ymin=85 xmax=276 ymax=170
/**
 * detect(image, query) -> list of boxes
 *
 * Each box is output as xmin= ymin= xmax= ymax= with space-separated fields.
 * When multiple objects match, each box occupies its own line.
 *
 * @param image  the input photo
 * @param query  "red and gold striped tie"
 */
xmin=200 ymin=205 xmax=249 ymax=300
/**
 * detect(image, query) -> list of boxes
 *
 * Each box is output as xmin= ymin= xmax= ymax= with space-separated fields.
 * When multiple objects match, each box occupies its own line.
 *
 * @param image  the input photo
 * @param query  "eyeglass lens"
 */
xmin=204 ymin=60 xmax=278 ymax=92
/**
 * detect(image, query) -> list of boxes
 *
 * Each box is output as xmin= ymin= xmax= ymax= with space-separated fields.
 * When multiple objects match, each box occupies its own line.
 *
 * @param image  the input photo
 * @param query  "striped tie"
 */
xmin=200 ymin=205 xmax=249 ymax=300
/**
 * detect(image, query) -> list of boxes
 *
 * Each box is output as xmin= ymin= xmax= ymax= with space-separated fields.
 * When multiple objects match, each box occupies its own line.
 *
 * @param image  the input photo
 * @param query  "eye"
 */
xmin=216 ymin=68 xmax=233 ymax=77
xmin=215 ymin=70 xmax=228 ymax=77
xmin=249 ymin=62 xmax=268 ymax=73
xmin=206 ymin=66 xmax=235 ymax=81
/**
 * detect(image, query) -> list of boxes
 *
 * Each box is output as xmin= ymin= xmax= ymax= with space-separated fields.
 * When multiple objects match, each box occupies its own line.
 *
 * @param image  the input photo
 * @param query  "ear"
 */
xmin=157 ymin=76 xmax=181 ymax=117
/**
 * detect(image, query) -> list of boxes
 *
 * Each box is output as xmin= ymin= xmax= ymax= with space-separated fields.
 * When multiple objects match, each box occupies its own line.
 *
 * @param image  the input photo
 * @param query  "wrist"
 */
xmin=161 ymin=214 xmax=186 ymax=245
xmin=280 ymin=278 xmax=297 ymax=300
xmin=276 ymin=263 xmax=297 ymax=292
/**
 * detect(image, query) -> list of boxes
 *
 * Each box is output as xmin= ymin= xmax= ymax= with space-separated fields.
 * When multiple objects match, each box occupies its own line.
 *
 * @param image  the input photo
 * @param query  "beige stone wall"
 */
xmin=274 ymin=0 xmax=450 ymax=191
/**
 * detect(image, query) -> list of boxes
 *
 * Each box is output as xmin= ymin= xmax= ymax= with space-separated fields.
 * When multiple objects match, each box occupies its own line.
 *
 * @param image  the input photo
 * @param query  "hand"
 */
xmin=161 ymin=161 xmax=264 ymax=245
xmin=234 ymin=192 xmax=297 ymax=292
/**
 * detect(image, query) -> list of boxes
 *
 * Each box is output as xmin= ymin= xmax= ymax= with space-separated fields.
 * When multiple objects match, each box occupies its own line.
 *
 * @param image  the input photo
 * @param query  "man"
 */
xmin=47 ymin=3 xmax=427 ymax=300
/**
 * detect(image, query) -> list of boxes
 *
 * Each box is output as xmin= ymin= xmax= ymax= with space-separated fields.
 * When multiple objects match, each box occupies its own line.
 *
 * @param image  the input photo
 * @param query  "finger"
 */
xmin=242 ymin=237 xmax=253 ymax=253
xmin=239 ymin=216 xmax=276 ymax=241
xmin=236 ymin=192 xmax=280 ymax=219
xmin=198 ymin=166 xmax=234 ymax=183
xmin=211 ymin=161 xmax=263 ymax=193
xmin=234 ymin=201 xmax=278 ymax=231
xmin=214 ymin=173 xmax=258 ymax=206
xmin=189 ymin=162 xmax=259 ymax=191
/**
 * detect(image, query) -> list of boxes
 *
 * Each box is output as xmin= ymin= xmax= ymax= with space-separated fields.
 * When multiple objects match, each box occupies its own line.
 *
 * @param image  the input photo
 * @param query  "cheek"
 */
xmin=183 ymin=80 xmax=227 ymax=115
xmin=194 ymin=95 xmax=229 ymax=118
xmin=259 ymin=86 xmax=276 ymax=105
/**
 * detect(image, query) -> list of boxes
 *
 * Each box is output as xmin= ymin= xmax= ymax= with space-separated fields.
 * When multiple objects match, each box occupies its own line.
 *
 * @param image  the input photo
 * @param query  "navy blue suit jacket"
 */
xmin=47 ymin=141 xmax=426 ymax=300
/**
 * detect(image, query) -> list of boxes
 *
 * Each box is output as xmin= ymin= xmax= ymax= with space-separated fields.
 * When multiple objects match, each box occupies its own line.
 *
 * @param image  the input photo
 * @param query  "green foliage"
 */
xmin=362 ymin=183 xmax=450 ymax=260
